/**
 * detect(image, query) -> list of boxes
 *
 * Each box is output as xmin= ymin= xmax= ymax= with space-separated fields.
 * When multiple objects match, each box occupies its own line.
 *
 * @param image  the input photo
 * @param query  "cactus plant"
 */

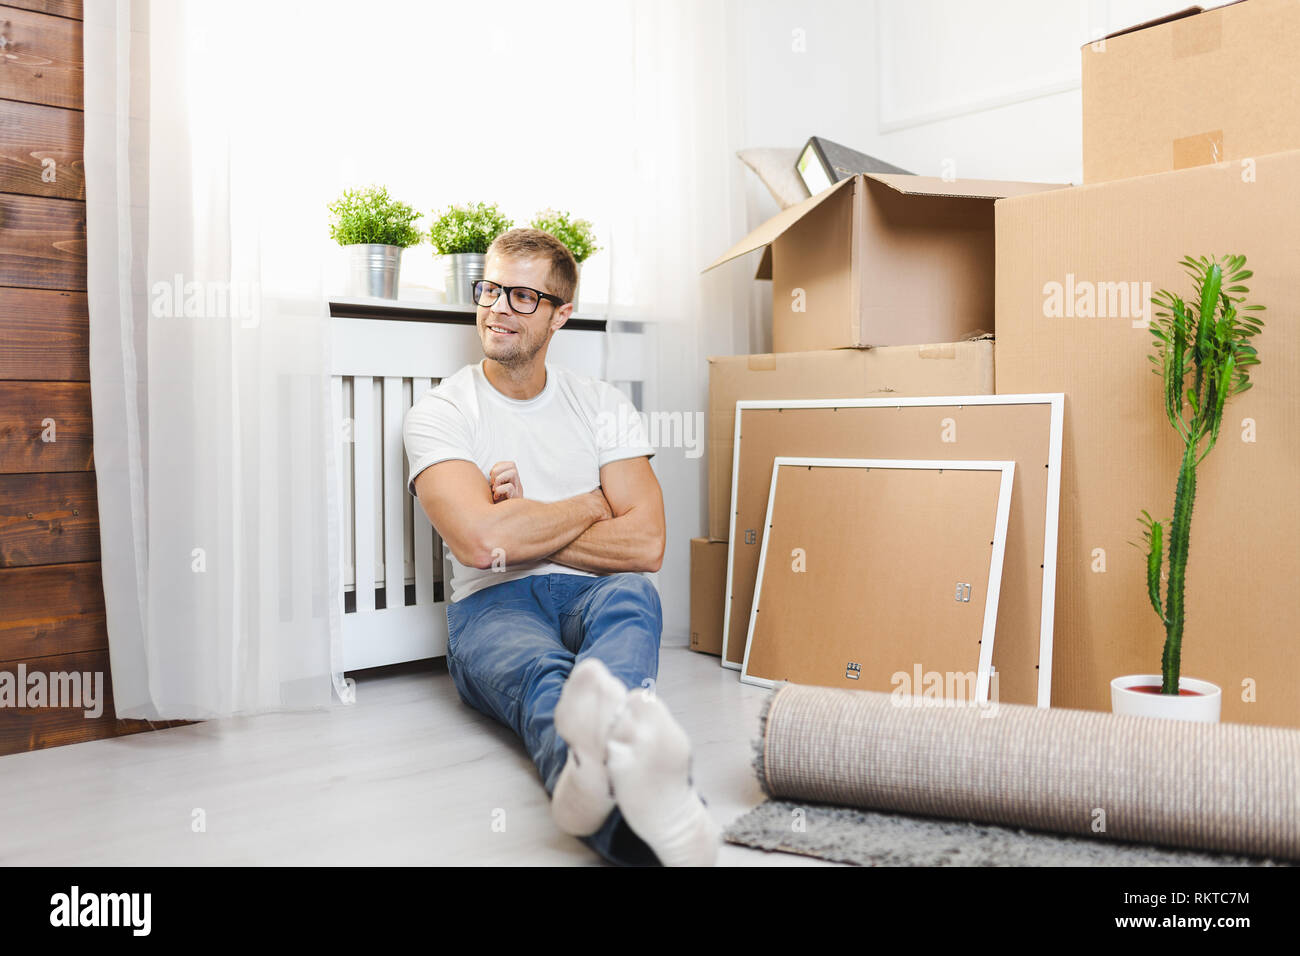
xmin=1137 ymin=255 xmax=1264 ymax=694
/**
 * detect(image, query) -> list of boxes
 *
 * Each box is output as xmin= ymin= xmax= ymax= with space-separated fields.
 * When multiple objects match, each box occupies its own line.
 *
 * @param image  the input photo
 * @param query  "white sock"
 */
xmin=551 ymin=657 xmax=628 ymax=836
xmin=605 ymin=688 xmax=720 ymax=867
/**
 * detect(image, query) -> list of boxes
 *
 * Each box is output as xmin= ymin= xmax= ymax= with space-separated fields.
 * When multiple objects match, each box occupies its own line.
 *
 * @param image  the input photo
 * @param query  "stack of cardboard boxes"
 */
xmin=690 ymin=173 xmax=1064 ymax=654
xmin=998 ymin=0 xmax=1300 ymax=728
xmin=692 ymin=0 xmax=1299 ymax=729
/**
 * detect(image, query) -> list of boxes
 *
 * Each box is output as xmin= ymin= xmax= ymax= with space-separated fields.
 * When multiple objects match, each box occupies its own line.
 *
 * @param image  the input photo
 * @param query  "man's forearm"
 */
xmin=468 ymin=490 xmax=607 ymax=569
xmin=551 ymin=510 xmax=663 ymax=574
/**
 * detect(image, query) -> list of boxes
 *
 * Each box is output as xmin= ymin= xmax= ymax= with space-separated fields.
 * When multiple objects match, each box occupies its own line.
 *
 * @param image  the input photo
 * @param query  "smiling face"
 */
xmin=477 ymin=252 xmax=572 ymax=370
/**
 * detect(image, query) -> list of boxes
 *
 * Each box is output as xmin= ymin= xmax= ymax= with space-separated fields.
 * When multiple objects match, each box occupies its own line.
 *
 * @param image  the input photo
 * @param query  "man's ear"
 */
xmin=549 ymin=302 xmax=573 ymax=333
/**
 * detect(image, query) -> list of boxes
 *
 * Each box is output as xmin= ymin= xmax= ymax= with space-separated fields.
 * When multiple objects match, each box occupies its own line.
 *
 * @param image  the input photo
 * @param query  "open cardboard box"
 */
xmin=996 ymin=148 xmax=1300 ymax=728
xmin=703 ymin=173 xmax=1064 ymax=352
xmin=1083 ymin=0 xmax=1300 ymax=184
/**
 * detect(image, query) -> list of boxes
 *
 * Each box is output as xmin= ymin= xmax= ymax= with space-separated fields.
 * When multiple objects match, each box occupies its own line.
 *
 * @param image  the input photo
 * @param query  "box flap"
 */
xmin=702 ymin=176 xmax=854 ymax=272
xmin=864 ymin=173 xmax=1069 ymax=201
xmin=1085 ymin=5 xmax=1204 ymax=46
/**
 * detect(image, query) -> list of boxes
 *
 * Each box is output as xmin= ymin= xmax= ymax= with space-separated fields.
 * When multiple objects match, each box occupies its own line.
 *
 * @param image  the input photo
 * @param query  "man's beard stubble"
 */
xmin=486 ymin=325 xmax=549 ymax=369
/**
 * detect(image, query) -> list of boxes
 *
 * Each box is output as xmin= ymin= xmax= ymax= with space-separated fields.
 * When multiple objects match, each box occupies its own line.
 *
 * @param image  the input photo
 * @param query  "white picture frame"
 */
xmin=739 ymin=457 xmax=1016 ymax=704
xmin=722 ymin=393 xmax=1064 ymax=708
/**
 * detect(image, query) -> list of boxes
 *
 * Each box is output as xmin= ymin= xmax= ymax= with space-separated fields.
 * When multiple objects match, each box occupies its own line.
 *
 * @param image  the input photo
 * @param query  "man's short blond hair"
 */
xmin=486 ymin=228 xmax=579 ymax=304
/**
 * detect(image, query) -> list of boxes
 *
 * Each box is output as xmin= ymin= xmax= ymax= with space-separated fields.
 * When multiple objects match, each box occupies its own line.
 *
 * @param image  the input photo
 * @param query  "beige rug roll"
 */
xmin=758 ymin=684 xmax=1300 ymax=860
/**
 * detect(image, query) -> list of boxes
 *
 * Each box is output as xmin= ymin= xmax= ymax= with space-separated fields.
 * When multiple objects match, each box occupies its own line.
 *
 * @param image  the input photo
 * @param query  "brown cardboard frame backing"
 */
xmin=723 ymin=395 xmax=1063 ymax=708
xmin=741 ymin=458 xmax=1014 ymax=701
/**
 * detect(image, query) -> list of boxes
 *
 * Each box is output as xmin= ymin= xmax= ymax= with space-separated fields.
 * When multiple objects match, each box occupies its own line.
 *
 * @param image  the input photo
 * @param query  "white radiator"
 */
xmin=331 ymin=310 xmax=629 ymax=671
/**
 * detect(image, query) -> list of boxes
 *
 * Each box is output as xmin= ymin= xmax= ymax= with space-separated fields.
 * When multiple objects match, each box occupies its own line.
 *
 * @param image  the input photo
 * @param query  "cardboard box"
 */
xmin=703 ymin=174 xmax=1063 ymax=352
xmin=996 ymin=148 xmax=1300 ymax=728
xmin=706 ymin=340 xmax=994 ymax=541
xmin=689 ymin=538 xmax=728 ymax=656
xmin=1083 ymin=0 xmax=1300 ymax=184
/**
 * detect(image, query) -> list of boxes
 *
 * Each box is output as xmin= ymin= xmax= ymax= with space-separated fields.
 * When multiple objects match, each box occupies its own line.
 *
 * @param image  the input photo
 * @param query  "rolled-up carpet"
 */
xmin=756 ymin=684 xmax=1300 ymax=860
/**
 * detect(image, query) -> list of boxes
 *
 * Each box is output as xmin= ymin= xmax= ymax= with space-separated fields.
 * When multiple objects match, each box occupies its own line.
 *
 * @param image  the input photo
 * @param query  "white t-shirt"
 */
xmin=403 ymin=360 xmax=654 ymax=603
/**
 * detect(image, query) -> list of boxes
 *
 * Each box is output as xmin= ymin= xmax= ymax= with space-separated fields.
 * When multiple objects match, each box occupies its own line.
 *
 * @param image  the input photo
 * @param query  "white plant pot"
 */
xmin=1110 ymin=674 xmax=1222 ymax=723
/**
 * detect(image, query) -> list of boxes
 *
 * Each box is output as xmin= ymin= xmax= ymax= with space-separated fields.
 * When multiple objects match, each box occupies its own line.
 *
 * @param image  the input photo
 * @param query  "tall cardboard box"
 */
xmin=689 ymin=538 xmax=728 ymax=656
xmin=995 ymin=149 xmax=1300 ymax=728
xmin=703 ymin=174 xmax=1063 ymax=352
xmin=1083 ymin=0 xmax=1300 ymax=183
xmin=706 ymin=340 xmax=994 ymax=541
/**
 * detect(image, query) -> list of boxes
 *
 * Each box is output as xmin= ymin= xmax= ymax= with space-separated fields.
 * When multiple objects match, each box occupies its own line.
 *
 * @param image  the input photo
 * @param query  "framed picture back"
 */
xmin=741 ymin=457 xmax=1015 ymax=702
xmin=723 ymin=394 xmax=1063 ymax=707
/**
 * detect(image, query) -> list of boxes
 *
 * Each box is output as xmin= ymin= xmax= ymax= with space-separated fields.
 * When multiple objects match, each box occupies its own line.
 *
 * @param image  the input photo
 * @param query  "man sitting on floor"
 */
xmin=403 ymin=227 xmax=719 ymax=866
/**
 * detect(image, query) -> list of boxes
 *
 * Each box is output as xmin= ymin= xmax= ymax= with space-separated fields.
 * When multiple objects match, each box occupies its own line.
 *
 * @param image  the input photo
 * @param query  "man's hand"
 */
xmin=491 ymin=461 xmax=611 ymax=522
xmin=490 ymin=460 xmax=523 ymax=502
xmin=588 ymin=486 xmax=613 ymax=521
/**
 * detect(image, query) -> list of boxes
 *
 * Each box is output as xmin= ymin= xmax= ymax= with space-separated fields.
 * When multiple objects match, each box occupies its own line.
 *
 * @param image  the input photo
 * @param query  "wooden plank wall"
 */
xmin=0 ymin=1 xmax=186 ymax=755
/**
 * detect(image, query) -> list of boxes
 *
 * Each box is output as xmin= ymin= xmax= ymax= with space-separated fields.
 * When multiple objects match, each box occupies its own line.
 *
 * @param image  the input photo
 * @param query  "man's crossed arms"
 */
xmin=412 ymin=456 xmax=665 ymax=575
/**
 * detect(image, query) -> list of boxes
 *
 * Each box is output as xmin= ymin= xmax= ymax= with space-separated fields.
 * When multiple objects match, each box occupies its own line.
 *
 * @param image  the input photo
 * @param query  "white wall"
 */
xmin=733 ymin=0 xmax=1202 ymax=217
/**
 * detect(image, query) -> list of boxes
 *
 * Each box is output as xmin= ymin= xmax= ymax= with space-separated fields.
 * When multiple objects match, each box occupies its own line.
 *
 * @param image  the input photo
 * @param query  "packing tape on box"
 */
xmin=755 ymin=683 xmax=1300 ymax=860
xmin=916 ymin=343 xmax=956 ymax=360
xmin=1172 ymin=10 xmax=1221 ymax=58
xmin=1173 ymin=129 xmax=1225 ymax=170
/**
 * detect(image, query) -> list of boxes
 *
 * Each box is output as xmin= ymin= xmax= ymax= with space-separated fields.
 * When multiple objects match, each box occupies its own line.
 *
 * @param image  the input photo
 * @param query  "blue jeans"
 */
xmin=444 ymin=571 xmax=664 ymax=865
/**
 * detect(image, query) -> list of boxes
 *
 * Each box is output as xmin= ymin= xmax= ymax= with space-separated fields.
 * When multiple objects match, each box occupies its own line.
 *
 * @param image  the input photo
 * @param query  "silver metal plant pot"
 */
xmin=441 ymin=253 xmax=486 ymax=306
xmin=347 ymin=244 xmax=403 ymax=299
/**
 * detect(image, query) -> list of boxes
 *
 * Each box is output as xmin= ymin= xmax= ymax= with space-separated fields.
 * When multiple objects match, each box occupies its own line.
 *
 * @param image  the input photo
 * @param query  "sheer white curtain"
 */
xmin=84 ymin=0 xmax=349 ymax=719
xmin=608 ymin=0 xmax=754 ymax=641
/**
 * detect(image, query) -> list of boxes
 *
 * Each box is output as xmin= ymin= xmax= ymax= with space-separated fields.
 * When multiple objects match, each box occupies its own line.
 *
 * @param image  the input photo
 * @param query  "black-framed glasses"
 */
xmin=471 ymin=279 xmax=566 ymax=315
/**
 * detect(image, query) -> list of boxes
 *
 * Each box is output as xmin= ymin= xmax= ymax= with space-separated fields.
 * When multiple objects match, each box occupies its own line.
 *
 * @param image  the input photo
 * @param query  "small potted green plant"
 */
xmin=1114 ymin=254 xmax=1264 ymax=723
xmin=531 ymin=208 xmax=600 ymax=309
xmin=428 ymin=201 xmax=513 ymax=306
xmin=328 ymin=185 xmax=423 ymax=299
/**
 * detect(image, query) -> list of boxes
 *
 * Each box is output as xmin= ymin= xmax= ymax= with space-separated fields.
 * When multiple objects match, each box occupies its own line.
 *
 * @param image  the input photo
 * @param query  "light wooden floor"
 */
xmin=0 ymin=645 xmax=833 ymax=866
